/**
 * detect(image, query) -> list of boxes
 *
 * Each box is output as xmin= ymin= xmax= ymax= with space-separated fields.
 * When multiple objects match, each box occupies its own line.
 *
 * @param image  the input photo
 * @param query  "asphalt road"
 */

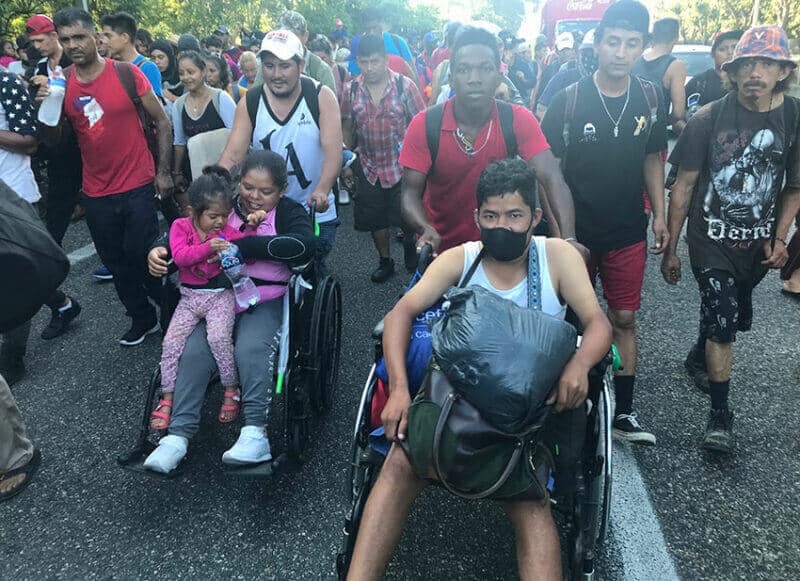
xmin=1 ymin=201 xmax=799 ymax=580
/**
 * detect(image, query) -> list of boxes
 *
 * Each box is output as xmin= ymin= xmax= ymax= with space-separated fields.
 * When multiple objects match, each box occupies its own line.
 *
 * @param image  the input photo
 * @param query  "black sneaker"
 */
xmin=684 ymin=346 xmax=709 ymax=394
xmin=119 ymin=318 xmax=160 ymax=346
xmin=371 ymin=258 xmax=395 ymax=283
xmin=702 ymin=409 xmax=734 ymax=453
xmin=41 ymin=297 xmax=82 ymax=340
xmin=404 ymin=239 xmax=418 ymax=273
xmin=612 ymin=413 xmax=656 ymax=446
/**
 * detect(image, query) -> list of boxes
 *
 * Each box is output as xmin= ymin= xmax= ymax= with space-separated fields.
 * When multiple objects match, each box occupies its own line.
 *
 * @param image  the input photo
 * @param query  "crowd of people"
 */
xmin=1 ymin=1 xmax=799 ymax=577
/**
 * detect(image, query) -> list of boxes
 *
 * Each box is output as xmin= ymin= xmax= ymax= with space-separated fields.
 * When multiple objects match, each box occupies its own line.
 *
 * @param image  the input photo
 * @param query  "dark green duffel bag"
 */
xmin=402 ymin=361 xmax=554 ymax=501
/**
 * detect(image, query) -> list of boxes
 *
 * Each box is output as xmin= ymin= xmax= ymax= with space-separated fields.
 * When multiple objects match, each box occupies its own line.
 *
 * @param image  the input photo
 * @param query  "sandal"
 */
xmin=0 ymin=448 xmax=41 ymax=503
xmin=150 ymin=399 xmax=173 ymax=430
xmin=218 ymin=389 xmax=241 ymax=424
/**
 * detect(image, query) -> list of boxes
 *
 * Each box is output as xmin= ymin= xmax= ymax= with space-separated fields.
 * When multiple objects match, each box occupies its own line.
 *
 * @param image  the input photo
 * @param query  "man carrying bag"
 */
xmin=346 ymin=159 xmax=612 ymax=581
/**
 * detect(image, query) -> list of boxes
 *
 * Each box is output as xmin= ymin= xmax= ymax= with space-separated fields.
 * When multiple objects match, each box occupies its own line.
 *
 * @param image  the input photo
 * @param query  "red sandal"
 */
xmin=150 ymin=399 xmax=173 ymax=430
xmin=218 ymin=389 xmax=241 ymax=424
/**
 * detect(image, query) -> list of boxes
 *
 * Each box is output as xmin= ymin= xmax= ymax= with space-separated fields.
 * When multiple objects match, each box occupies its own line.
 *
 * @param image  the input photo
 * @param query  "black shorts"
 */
xmin=693 ymin=267 xmax=768 ymax=344
xmin=353 ymin=169 xmax=403 ymax=232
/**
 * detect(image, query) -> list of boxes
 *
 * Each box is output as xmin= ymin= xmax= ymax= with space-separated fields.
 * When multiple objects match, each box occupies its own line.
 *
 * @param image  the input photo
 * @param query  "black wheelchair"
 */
xmin=116 ymin=216 xmax=342 ymax=479
xmin=335 ymin=254 xmax=617 ymax=580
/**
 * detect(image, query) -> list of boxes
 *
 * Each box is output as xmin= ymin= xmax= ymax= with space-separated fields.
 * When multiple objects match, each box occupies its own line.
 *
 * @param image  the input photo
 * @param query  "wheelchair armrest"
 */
xmin=372 ymin=319 xmax=385 ymax=340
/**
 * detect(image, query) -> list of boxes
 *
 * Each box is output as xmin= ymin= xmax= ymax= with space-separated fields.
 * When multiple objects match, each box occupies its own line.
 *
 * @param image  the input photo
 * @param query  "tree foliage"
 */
xmin=1 ymin=0 xmax=442 ymax=45
xmin=654 ymin=0 xmax=800 ymax=43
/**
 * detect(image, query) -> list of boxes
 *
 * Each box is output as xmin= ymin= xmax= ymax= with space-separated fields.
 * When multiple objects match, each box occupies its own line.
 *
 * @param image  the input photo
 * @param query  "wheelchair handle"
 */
xmin=417 ymin=243 xmax=434 ymax=274
xmin=309 ymin=200 xmax=319 ymax=237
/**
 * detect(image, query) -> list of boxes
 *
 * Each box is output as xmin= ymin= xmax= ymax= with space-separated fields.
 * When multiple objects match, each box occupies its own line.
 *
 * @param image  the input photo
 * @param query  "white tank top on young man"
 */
xmin=457 ymin=237 xmax=566 ymax=319
xmin=251 ymin=84 xmax=337 ymax=224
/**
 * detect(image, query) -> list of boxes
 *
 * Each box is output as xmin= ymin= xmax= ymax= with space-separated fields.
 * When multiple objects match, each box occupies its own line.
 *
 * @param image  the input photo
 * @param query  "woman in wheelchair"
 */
xmin=347 ymin=159 xmax=612 ymax=580
xmin=143 ymin=151 xmax=315 ymax=474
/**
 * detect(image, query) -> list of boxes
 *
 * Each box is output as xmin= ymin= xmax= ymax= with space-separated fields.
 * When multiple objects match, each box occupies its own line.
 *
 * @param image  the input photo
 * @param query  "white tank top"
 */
xmin=251 ymin=84 xmax=337 ymax=223
xmin=457 ymin=237 xmax=566 ymax=319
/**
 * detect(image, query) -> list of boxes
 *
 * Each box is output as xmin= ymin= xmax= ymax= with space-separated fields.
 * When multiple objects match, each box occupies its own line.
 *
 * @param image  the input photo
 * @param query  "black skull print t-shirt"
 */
xmin=669 ymin=93 xmax=800 ymax=280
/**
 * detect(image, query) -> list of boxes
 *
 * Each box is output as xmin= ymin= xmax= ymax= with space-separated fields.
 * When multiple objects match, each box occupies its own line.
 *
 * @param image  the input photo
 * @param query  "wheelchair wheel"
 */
xmin=570 ymin=376 xmax=614 ymax=580
xmin=337 ymin=444 xmax=379 ymax=580
xmin=310 ymin=276 xmax=342 ymax=415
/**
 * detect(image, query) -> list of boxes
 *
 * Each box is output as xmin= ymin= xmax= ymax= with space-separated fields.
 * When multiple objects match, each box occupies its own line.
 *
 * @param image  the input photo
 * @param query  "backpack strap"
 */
xmin=425 ymin=102 xmax=445 ymax=175
xmin=114 ymin=61 xmax=143 ymax=110
xmin=561 ymin=81 xmax=580 ymax=152
xmin=496 ymin=100 xmax=518 ymax=158
xmin=300 ymin=75 xmax=322 ymax=128
xmin=175 ymin=93 xmax=187 ymax=120
xmin=458 ymin=246 xmax=487 ymax=288
xmin=349 ymin=79 xmax=359 ymax=113
xmin=635 ymin=76 xmax=659 ymax=133
xmin=245 ymin=85 xmax=261 ymax=130
xmin=211 ymin=87 xmax=221 ymax=116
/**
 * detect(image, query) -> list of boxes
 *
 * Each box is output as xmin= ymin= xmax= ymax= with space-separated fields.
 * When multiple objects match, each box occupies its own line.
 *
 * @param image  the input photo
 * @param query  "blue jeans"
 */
xmin=316 ymin=219 xmax=339 ymax=276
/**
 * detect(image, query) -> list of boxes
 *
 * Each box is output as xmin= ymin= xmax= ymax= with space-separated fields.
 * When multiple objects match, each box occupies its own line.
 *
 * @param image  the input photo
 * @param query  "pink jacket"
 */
xmin=169 ymin=218 xmax=241 ymax=286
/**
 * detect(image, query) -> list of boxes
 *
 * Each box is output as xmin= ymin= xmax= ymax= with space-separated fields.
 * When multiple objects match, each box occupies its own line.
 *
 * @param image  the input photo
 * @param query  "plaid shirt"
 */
xmin=342 ymin=70 xmax=425 ymax=187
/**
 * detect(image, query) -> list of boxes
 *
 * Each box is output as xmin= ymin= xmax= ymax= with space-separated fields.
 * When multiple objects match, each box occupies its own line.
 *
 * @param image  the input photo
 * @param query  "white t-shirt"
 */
xmin=0 ymin=68 xmax=40 ymax=203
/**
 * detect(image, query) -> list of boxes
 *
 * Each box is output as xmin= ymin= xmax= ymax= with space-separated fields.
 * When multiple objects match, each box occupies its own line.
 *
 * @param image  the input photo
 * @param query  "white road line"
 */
xmin=612 ymin=444 xmax=680 ymax=581
xmin=67 ymin=242 xmax=97 ymax=265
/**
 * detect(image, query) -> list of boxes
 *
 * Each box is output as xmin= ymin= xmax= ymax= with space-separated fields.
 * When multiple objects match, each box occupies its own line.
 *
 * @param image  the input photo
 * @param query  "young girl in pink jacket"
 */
xmin=150 ymin=171 xmax=265 ymax=430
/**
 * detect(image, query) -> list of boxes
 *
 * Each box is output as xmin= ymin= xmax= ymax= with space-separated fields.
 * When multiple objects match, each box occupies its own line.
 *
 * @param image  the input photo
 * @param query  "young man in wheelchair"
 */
xmin=347 ymin=159 xmax=612 ymax=580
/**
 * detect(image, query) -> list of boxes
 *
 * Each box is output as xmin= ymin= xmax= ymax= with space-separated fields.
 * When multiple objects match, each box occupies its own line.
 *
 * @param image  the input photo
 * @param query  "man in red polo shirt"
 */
xmin=399 ymin=26 xmax=577 ymax=254
xmin=42 ymin=8 xmax=173 ymax=346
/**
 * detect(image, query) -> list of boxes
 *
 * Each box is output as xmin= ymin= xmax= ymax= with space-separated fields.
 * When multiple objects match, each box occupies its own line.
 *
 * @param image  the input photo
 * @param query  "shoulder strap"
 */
xmin=636 ymin=77 xmax=659 ymax=129
xmin=496 ymin=100 xmax=518 ymax=158
xmin=245 ymin=85 xmax=261 ymax=129
xmin=526 ymin=239 xmax=542 ymax=311
xmin=458 ymin=246 xmax=486 ymax=288
xmin=783 ymin=95 xmax=799 ymax=153
xmin=425 ymin=102 xmax=445 ymax=175
xmin=349 ymin=79 xmax=359 ymax=112
xmin=114 ymin=61 xmax=142 ymax=109
xmin=300 ymin=76 xmax=322 ymax=128
xmin=211 ymin=88 xmax=221 ymax=116
xmin=561 ymin=81 xmax=580 ymax=152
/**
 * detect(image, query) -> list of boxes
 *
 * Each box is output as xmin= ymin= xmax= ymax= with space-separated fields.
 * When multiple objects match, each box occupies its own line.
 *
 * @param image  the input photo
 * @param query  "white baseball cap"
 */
xmin=555 ymin=32 xmax=575 ymax=51
xmin=259 ymin=29 xmax=305 ymax=61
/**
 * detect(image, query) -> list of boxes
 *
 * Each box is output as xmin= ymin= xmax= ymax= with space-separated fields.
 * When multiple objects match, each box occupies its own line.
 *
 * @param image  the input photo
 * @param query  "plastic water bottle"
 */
xmin=217 ymin=237 xmax=260 ymax=310
xmin=37 ymin=66 xmax=66 ymax=127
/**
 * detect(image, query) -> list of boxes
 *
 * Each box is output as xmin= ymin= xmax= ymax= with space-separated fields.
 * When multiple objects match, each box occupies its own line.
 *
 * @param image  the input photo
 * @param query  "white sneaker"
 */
xmin=143 ymin=434 xmax=188 ymax=473
xmin=222 ymin=426 xmax=272 ymax=465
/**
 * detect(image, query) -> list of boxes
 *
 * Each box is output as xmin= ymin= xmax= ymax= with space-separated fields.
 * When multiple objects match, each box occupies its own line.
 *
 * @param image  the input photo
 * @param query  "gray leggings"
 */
xmin=168 ymin=298 xmax=283 ymax=440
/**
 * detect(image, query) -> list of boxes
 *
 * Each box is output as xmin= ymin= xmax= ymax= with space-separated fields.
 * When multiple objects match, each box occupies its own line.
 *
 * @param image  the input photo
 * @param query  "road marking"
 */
xmin=67 ymin=242 xmax=97 ymax=265
xmin=612 ymin=444 xmax=680 ymax=580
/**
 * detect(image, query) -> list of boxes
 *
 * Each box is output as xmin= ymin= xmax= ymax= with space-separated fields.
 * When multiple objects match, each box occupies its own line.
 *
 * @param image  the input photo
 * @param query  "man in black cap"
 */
xmin=213 ymin=25 xmax=242 ymax=64
xmin=684 ymin=29 xmax=744 ymax=110
xmin=542 ymin=0 xmax=669 ymax=446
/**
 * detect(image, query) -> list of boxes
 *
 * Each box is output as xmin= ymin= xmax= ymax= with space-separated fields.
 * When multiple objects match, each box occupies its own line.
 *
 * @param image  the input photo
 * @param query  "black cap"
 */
xmin=711 ymin=29 xmax=744 ymax=52
xmin=598 ymin=0 xmax=650 ymax=37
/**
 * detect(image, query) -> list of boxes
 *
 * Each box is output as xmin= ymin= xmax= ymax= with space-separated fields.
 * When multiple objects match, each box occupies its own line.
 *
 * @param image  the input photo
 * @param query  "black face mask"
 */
xmin=480 ymin=226 xmax=530 ymax=262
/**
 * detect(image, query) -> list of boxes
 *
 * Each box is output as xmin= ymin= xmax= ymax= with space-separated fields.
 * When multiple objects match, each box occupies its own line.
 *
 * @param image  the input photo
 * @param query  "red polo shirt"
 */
xmin=399 ymin=98 xmax=550 ymax=251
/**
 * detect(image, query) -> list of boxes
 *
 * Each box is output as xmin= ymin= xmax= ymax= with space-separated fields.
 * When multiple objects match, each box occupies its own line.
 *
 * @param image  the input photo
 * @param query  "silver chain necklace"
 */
xmin=593 ymin=73 xmax=630 ymax=138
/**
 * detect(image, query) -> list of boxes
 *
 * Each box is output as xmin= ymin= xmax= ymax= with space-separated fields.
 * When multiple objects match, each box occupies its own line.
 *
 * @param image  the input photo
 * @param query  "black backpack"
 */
xmin=424 ymin=99 xmax=518 ymax=174
xmin=0 ymin=180 xmax=69 ymax=332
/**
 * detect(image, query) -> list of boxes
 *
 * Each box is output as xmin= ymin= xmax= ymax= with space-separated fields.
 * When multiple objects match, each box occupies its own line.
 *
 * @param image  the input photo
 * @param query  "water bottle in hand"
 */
xmin=38 ymin=66 xmax=67 ymax=127
xmin=218 ymin=237 xmax=260 ymax=310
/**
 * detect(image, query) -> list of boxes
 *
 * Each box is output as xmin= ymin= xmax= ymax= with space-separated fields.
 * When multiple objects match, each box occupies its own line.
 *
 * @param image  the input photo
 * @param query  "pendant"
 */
xmin=613 ymin=125 xmax=619 ymax=138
